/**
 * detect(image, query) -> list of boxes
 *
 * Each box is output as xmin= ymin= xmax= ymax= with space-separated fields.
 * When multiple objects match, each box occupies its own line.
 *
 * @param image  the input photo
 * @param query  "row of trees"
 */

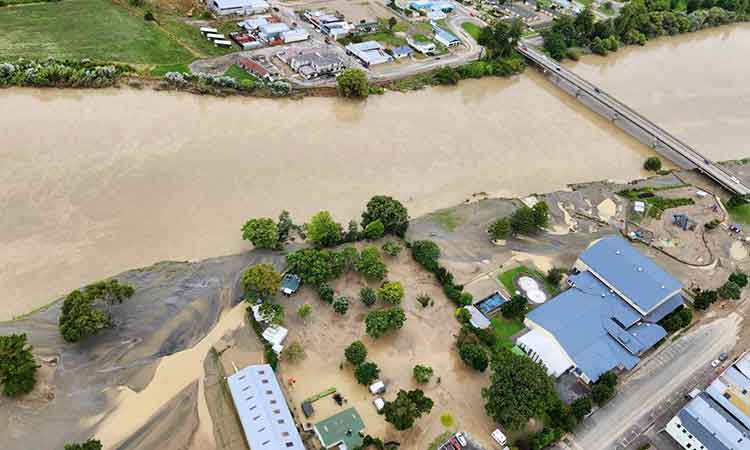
xmin=488 ymin=201 xmax=550 ymax=240
xmin=694 ymin=271 xmax=747 ymax=309
xmin=544 ymin=0 xmax=747 ymax=60
xmin=0 ymin=59 xmax=126 ymax=88
xmin=411 ymin=240 xmax=472 ymax=306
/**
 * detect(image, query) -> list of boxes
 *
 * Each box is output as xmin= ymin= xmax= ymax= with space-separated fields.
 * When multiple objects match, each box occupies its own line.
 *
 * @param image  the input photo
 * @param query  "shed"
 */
xmin=463 ymin=305 xmax=491 ymax=329
xmin=302 ymin=400 xmax=315 ymax=418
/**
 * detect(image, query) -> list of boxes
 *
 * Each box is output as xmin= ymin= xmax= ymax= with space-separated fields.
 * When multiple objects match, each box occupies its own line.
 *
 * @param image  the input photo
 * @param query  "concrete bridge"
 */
xmin=517 ymin=44 xmax=750 ymax=196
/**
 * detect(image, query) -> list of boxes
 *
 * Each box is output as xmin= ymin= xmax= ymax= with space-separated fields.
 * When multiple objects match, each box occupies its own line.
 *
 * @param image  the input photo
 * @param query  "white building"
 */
xmin=345 ymin=41 xmax=393 ymax=67
xmin=408 ymin=39 xmax=436 ymax=54
xmin=210 ymin=0 xmax=269 ymax=16
xmin=282 ymin=29 xmax=309 ymax=44
xmin=227 ymin=364 xmax=305 ymax=450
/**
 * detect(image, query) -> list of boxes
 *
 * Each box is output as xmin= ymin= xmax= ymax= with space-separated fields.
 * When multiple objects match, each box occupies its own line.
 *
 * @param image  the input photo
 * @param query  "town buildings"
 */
xmin=277 ymin=47 xmax=345 ymax=79
xmin=210 ymin=0 xmax=270 ymax=16
xmin=345 ymin=41 xmax=393 ymax=67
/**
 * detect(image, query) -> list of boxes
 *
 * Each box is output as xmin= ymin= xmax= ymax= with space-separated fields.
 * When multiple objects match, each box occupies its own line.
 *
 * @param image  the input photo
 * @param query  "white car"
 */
xmin=711 ymin=359 xmax=721 ymax=368
xmin=492 ymin=429 xmax=507 ymax=446
xmin=455 ymin=432 xmax=467 ymax=447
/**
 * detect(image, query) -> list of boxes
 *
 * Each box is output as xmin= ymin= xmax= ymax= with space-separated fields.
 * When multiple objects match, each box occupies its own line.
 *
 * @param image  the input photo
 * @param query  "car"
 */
xmin=731 ymin=176 xmax=741 ymax=183
xmin=455 ymin=432 xmax=467 ymax=447
xmin=719 ymin=352 xmax=729 ymax=361
xmin=449 ymin=437 xmax=461 ymax=450
xmin=492 ymin=429 xmax=508 ymax=446
xmin=711 ymin=359 xmax=721 ymax=368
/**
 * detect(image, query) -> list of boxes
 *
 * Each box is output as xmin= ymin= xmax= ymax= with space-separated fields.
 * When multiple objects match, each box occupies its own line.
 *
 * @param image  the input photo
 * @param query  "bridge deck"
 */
xmin=517 ymin=45 xmax=750 ymax=196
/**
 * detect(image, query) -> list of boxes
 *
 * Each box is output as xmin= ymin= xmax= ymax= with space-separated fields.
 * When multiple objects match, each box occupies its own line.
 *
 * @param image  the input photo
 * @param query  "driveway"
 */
xmin=559 ymin=313 xmax=740 ymax=450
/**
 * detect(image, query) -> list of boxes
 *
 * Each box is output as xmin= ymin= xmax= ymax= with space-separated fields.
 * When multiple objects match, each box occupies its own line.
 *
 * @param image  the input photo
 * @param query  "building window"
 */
xmin=274 ymin=409 xmax=281 ymax=414
xmin=262 ymin=379 xmax=269 ymax=384
xmin=285 ymin=443 xmax=294 ymax=448
xmin=278 ymin=419 xmax=285 ymax=424
xmin=266 ymin=390 xmax=273 ymax=395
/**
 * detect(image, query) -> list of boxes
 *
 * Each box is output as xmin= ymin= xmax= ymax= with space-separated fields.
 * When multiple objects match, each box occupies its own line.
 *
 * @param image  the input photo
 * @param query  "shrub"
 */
xmin=241 ymin=218 xmax=279 ymax=249
xmin=416 ymin=294 xmax=431 ymax=308
xmin=64 ymin=440 xmax=103 ymax=450
xmin=360 ymin=287 xmax=377 ymax=307
xmin=718 ymin=281 xmax=742 ymax=300
xmin=258 ymin=302 xmax=284 ymax=325
xmin=378 ymin=281 xmax=404 ymax=305
xmin=332 ymin=296 xmax=349 ymax=315
xmin=317 ymin=283 xmax=334 ymax=304
xmin=729 ymin=272 xmax=748 ymax=288
xmin=283 ymin=341 xmax=306 ymax=363
xmin=411 ymin=240 xmax=441 ymax=271
xmin=458 ymin=342 xmax=489 ymax=372
xmin=571 ymin=396 xmax=593 ymax=420
xmin=458 ymin=292 xmax=473 ymax=306
xmin=456 ymin=307 xmax=472 ymax=324
xmin=365 ymin=307 xmax=406 ymax=338
xmin=694 ymin=289 xmax=718 ymax=309
xmin=433 ymin=66 xmax=460 ymax=85
xmin=644 ymin=156 xmax=662 ymax=171
xmin=488 ymin=218 xmax=511 ymax=240
xmin=547 ymin=267 xmax=566 ymax=285
xmin=356 ymin=246 xmax=388 ymax=281
xmin=144 ymin=10 xmax=155 ymax=21
xmin=199 ymin=10 xmax=212 ymax=19
xmin=355 ymin=362 xmax=380 ymax=385
xmin=337 ymin=68 xmax=370 ymax=98
xmin=382 ymin=241 xmax=402 ymax=257
xmin=307 ymin=211 xmax=342 ymax=248
xmin=345 ymin=341 xmax=368 ymax=365
xmin=297 ymin=304 xmax=312 ymax=321
xmin=501 ymin=295 xmax=528 ymax=320
xmin=413 ymin=364 xmax=434 ymax=384
xmin=364 ymin=220 xmax=385 ymax=239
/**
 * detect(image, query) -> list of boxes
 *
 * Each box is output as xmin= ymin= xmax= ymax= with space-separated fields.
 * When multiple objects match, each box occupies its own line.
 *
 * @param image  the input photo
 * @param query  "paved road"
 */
xmin=558 ymin=313 xmax=740 ymax=450
xmin=518 ymin=45 xmax=750 ymax=196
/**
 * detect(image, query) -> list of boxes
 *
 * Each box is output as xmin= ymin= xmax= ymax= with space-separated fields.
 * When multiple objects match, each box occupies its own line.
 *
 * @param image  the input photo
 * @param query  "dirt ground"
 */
xmin=277 ymin=242 xmax=498 ymax=449
xmin=280 ymin=0 xmax=397 ymax=23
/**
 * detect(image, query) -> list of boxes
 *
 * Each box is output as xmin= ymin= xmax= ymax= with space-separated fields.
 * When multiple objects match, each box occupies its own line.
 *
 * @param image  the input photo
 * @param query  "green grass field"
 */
xmin=491 ymin=315 xmax=523 ymax=349
xmin=224 ymin=64 xmax=259 ymax=82
xmin=729 ymin=204 xmax=750 ymax=224
xmin=430 ymin=208 xmax=461 ymax=231
xmin=462 ymin=22 xmax=482 ymax=41
xmin=0 ymin=0 xmax=195 ymax=64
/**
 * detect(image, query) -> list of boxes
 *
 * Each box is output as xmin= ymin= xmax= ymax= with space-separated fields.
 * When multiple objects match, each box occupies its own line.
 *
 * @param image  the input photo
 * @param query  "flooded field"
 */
xmin=1 ymin=23 xmax=748 ymax=319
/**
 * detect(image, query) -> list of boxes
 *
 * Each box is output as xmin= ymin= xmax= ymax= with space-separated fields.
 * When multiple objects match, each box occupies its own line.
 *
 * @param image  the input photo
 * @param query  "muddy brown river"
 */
xmin=1 ymin=24 xmax=747 ymax=319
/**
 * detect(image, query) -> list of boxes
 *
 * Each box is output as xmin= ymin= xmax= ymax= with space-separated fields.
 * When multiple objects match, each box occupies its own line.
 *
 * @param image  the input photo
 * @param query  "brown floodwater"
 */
xmin=566 ymin=23 xmax=750 ymax=159
xmin=1 ymin=23 xmax=746 ymax=319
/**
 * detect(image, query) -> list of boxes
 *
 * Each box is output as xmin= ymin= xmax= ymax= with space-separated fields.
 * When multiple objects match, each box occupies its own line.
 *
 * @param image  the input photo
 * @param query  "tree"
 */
xmin=388 ymin=16 xmax=398 ymax=29
xmin=547 ymin=267 xmax=566 ymax=285
xmin=413 ymin=364 xmax=434 ymax=384
xmin=365 ymin=308 xmax=407 ymax=338
xmin=242 ymin=264 xmax=282 ymax=299
xmin=591 ymin=36 xmax=609 ymax=55
xmin=378 ymin=281 xmax=404 ymax=305
xmin=362 ymin=195 xmax=410 ymax=237
xmin=458 ymin=342 xmax=489 ymax=372
xmin=456 ymin=307 xmax=472 ymax=324
xmin=286 ymin=248 xmax=341 ymax=287
xmin=241 ymin=218 xmax=279 ymax=249
xmin=297 ymin=303 xmax=312 ymax=321
xmin=337 ymin=68 xmax=370 ymax=98
xmin=510 ymin=206 xmax=540 ymax=235
xmin=283 ymin=341 xmax=306 ymax=363
xmin=356 ymin=246 xmax=388 ymax=281
xmin=687 ymin=0 xmax=701 ymax=12
xmin=543 ymin=31 xmax=567 ymax=60
xmin=345 ymin=340 xmax=368 ymax=365
xmin=59 ymin=290 xmax=109 ymax=343
xmin=382 ymin=389 xmax=434 ymax=430
xmin=729 ymin=272 xmax=749 ymax=288
xmin=382 ymin=241 xmax=402 ymax=256
xmin=317 ymin=283 xmax=335 ymax=304
xmin=501 ymin=295 xmax=528 ymax=320
xmin=718 ymin=281 xmax=742 ymax=300
xmin=488 ymin=218 xmax=512 ymax=240
xmin=411 ymin=240 xmax=441 ymax=271
xmin=355 ymin=361 xmax=380 ymax=385
xmin=307 ymin=211 xmax=342 ymax=248
xmin=644 ymin=156 xmax=662 ymax=171
xmin=360 ymin=287 xmax=377 ymax=307
xmin=344 ymin=220 xmax=361 ymax=242
xmin=336 ymin=247 xmax=360 ymax=272
xmin=0 ymin=334 xmax=39 ymax=397
xmin=478 ymin=19 xmax=522 ymax=59
xmin=258 ymin=302 xmax=284 ymax=325
xmin=364 ymin=220 xmax=385 ymax=240
xmin=277 ymin=210 xmax=294 ymax=243
xmin=547 ymin=399 xmax=577 ymax=432
xmin=694 ymin=289 xmax=718 ymax=309
xmin=482 ymin=350 xmax=557 ymax=431
xmin=532 ymin=201 xmax=549 ymax=229
xmin=592 ymin=371 xmax=618 ymax=405
xmin=571 ymin=396 xmax=593 ymax=420
xmin=332 ymin=296 xmax=350 ymax=315
xmin=64 ymin=440 xmax=103 ymax=450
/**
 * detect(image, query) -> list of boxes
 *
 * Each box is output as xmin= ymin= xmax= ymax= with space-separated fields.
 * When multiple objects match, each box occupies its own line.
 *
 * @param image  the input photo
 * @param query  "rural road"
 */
xmin=560 ymin=313 xmax=741 ymax=450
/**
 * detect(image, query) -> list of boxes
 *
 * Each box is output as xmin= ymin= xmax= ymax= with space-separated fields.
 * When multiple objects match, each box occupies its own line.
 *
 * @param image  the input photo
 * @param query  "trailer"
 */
xmin=200 ymin=27 xmax=219 ymax=35
xmin=214 ymin=39 xmax=233 ymax=48
xmin=205 ymin=33 xmax=225 ymax=41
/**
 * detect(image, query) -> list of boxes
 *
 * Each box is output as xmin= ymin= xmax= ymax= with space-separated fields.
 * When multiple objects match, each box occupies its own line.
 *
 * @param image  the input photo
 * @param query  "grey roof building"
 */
xmin=227 ymin=364 xmax=304 ymax=450
xmin=666 ymin=353 xmax=750 ymax=450
xmin=518 ymin=236 xmax=682 ymax=383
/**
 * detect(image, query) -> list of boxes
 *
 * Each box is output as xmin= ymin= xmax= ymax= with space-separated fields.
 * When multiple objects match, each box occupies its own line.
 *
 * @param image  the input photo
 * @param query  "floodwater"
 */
xmin=1 ymin=24 xmax=746 ymax=319
xmin=566 ymin=23 xmax=750 ymax=159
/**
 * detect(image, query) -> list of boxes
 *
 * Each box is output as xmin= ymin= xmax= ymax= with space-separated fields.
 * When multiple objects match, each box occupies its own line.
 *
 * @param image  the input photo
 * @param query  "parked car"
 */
xmin=492 ymin=429 xmax=508 ymax=446
xmin=711 ymin=359 xmax=721 ymax=368
xmin=455 ymin=432 xmax=467 ymax=447
xmin=449 ymin=437 xmax=461 ymax=450
xmin=720 ymin=352 xmax=729 ymax=361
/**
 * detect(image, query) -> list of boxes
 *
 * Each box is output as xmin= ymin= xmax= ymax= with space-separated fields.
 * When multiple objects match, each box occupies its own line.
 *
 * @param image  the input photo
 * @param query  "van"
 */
xmin=491 ymin=429 xmax=507 ymax=446
xmin=369 ymin=380 xmax=385 ymax=394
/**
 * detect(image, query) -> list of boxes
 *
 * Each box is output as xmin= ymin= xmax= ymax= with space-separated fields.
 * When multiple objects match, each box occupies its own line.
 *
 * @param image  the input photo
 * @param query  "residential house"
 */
xmin=345 ymin=41 xmax=393 ymax=67
xmin=433 ymin=25 xmax=460 ymax=47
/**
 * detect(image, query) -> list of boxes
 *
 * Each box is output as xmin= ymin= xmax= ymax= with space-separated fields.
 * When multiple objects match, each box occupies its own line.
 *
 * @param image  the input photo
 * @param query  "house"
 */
xmin=392 ymin=45 xmax=413 ymax=59
xmin=226 ymin=364 xmax=304 ymax=450
xmin=282 ymin=29 xmax=309 ymax=44
xmin=210 ymin=0 xmax=269 ymax=16
xmin=345 ymin=41 xmax=393 ymax=67
xmin=463 ymin=305 xmax=491 ymax=329
xmin=666 ymin=352 xmax=750 ymax=450
xmin=259 ymin=22 xmax=290 ymax=42
xmin=304 ymin=10 xmax=354 ymax=39
xmin=433 ymin=26 xmax=460 ymax=47
xmin=277 ymin=48 xmax=345 ymax=79
xmin=408 ymin=39 xmax=436 ymax=54
xmin=238 ymin=57 xmax=272 ymax=80
xmin=517 ymin=236 xmax=683 ymax=383
xmin=427 ymin=9 xmax=447 ymax=20
xmin=314 ymin=408 xmax=366 ymax=449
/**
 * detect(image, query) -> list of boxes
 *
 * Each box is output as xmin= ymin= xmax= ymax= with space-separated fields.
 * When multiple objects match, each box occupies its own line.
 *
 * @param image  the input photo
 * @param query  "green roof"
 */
xmin=315 ymin=407 xmax=365 ymax=449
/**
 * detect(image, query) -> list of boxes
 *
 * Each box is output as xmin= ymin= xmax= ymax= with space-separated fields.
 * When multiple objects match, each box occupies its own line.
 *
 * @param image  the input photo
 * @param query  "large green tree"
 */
xmin=337 ymin=68 xmax=370 ymax=98
xmin=482 ymin=350 xmax=558 ymax=431
xmin=0 ymin=333 xmax=39 ymax=397
xmin=83 ymin=279 xmax=135 ymax=317
xmin=458 ymin=342 xmax=489 ymax=372
xmin=477 ymin=19 xmax=522 ymax=59
xmin=361 ymin=195 xmax=410 ymax=237
xmin=356 ymin=247 xmax=388 ymax=281
xmin=64 ymin=439 xmax=103 ymax=450
xmin=378 ymin=281 xmax=404 ymax=305
xmin=355 ymin=361 xmax=380 ymax=385
xmin=345 ymin=340 xmax=368 ymax=365
xmin=242 ymin=264 xmax=282 ymax=299
xmin=59 ymin=290 xmax=110 ymax=343
xmin=410 ymin=240 xmax=441 ymax=271
xmin=241 ymin=218 xmax=279 ymax=249
xmin=365 ymin=307 xmax=407 ymax=338
xmin=307 ymin=211 xmax=342 ymax=248
xmin=382 ymin=389 xmax=434 ymax=430
xmin=286 ymin=248 xmax=342 ymax=287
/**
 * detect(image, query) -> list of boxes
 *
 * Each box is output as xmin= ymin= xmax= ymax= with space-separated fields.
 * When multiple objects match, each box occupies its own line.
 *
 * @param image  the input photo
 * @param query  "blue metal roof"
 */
xmin=645 ymin=294 xmax=685 ymax=323
xmin=433 ymin=27 xmax=459 ymax=43
xmin=528 ymin=271 xmax=668 ymax=382
xmin=579 ymin=236 xmax=683 ymax=314
xmin=678 ymin=392 xmax=750 ymax=450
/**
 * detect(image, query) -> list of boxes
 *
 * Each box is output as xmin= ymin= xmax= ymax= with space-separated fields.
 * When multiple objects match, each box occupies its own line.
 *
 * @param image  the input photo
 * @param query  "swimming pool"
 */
xmin=476 ymin=292 xmax=508 ymax=316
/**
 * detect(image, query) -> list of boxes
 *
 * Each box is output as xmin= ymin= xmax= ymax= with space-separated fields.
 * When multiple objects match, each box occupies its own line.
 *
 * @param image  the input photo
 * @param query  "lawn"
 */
xmin=498 ymin=265 xmax=558 ymax=296
xmin=491 ymin=315 xmax=523 ymax=350
xmin=224 ymin=64 xmax=259 ymax=83
xmin=368 ymin=30 xmax=407 ymax=48
xmin=149 ymin=62 xmax=190 ymax=76
xmin=0 ymin=0 xmax=195 ymax=64
xmin=430 ymin=208 xmax=462 ymax=231
xmin=729 ymin=204 xmax=750 ymax=224
xmin=159 ymin=15 xmax=236 ymax=58
xmin=461 ymin=22 xmax=482 ymax=41
xmin=413 ymin=33 xmax=432 ymax=43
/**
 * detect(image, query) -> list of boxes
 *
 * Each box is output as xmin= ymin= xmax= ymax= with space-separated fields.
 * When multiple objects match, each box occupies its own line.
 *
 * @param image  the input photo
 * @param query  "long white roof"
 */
xmin=227 ymin=364 xmax=304 ymax=450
